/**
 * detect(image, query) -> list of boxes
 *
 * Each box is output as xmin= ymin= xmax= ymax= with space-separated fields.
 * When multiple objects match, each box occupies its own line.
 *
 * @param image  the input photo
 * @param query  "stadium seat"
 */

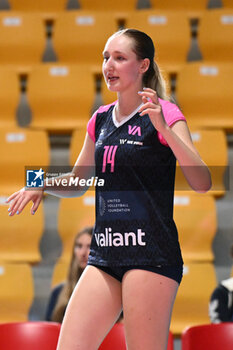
xmin=173 ymin=192 xmax=217 ymax=263
xmin=101 ymin=69 xmax=170 ymax=105
xmin=175 ymin=129 xmax=228 ymax=197
xmin=0 ymin=321 xmax=61 ymax=350
xmin=0 ymin=12 xmax=46 ymax=73
xmin=167 ymin=331 xmax=174 ymax=350
xmin=51 ymin=261 xmax=69 ymax=287
xmin=79 ymin=0 xmax=137 ymax=11
xmin=0 ymin=67 xmax=20 ymax=128
xmin=0 ymin=200 xmax=44 ymax=263
xmin=27 ymin=64 xmax=95 ymax=133
xmin=101 ymin=84 xmax=117 ymax=106
xmin=170 ymin=262 xmax=217 ymax=335
xmin=99 ymin=323 xmax=126 ymax=350
xmin=150 ymin=0 xmax=208 ymax=19
xmin=181 ymin=323 xmax=233 ymax=350
xmin=125 ymin=10 xmax=190 ymax=74
xmin=9 ymin=0 xmax=67 ymax=12
xmin=70 ymin=127 xmax=87 ymax=166
xmin=0 ymin=263 xmax=34 ymax=322
xmin=0 ymin=127 xmax=50 ymax=196
xmin=53 ymin=11 xmax=118 ymax=66
xmin=198 ymin=9 xmax=233 ymax=62
xmin=58 ymin=192 xmax=95 ymax=262
xmin=222 ymin=0 xmax=233 ymax=8
xmin=176 ymin=62 xmax=233 ymax=131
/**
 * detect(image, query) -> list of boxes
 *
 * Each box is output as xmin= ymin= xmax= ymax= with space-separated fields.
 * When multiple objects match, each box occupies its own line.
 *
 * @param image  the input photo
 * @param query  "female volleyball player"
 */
xmin=7 ymin=29 xmax=211 ymax=350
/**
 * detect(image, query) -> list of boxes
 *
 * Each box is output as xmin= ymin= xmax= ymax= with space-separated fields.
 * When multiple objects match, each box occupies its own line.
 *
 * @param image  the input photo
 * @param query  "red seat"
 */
xmin=0 ymin=322 xmax=61 ymax=350
xmin=99 ymin=323 xmax=174 ymax=350
xmin=99 ymin=323 xmax=126 ymax=350
xmin=182 ymin=323 xmax=233 ymax=350
xmin=167 ymin=331 xmax=174 ymax=350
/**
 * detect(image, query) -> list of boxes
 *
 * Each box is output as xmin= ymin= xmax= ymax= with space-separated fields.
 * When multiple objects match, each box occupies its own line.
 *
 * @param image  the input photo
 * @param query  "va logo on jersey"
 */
xmin=128 ymin=125 xmax=141 ymax=136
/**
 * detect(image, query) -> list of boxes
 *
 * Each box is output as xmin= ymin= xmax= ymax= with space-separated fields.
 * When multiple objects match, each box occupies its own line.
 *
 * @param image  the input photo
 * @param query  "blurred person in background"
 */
xmin=209 ymin=244 xmax=233 ymax=323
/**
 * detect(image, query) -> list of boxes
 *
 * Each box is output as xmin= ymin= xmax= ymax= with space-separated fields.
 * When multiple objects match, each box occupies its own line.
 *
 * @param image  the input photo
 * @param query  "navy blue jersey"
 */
xmin=87 ymin=98 xmax=186 ymax=267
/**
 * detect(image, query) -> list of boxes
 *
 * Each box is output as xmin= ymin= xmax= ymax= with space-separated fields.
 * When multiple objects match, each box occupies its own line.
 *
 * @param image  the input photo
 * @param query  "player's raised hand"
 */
xmin=6 ymin=187 xmax=43 ymax=216
xmin=138 ymin=88 xmax=167 ymax=133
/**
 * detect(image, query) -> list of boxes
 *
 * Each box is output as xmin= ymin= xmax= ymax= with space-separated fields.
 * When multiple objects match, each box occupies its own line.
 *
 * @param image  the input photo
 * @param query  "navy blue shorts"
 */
xmin=87 ymin=263 xmax=183 ymax=284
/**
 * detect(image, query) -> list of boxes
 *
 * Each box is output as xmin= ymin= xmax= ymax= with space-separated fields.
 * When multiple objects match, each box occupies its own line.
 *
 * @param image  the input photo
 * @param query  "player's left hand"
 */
xmin=138 ymin=88 xmax=168 ymax=133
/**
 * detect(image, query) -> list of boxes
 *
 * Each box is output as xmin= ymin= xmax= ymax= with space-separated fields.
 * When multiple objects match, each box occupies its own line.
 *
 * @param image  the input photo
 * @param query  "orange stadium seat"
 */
xmin=170 ymin=262 xmax=217 ymax=335
xmin=9 ymin=0 xmax=67 ymax=12
xmin=53 ymin=11 xmax=118 ymax=66
xmin=0 ymin=68 xmax=20 ymax=128
xmin=175 ymin=129 xmax=228 ymax=197
xmin=0 ymin=321 xmax=61 ymax=350
xmin=173 ymin=192 xmax=217 ymax=263
xmin=0 ymin=12 xmax=46 ymax=74
xmin=198 ymin=9 xmax=233 ymax=62
xmin=176 ymin=62 xmax=233 ymax=131
xmin=51 ymin=261 xmax=69 ymax=287
xmin=69 ymin=127 xmax=87 ymax=166
xmin=222 ymin=0 xmax=233 ymax=8
xmin=101 ymin=84 xmax=117 ymax=106
xmin=0 ymin=128 xmax=50 ymax=196
xmin=0 ymin=201 xmax=44 ymax=264
xmin=79 ymin=0 xmax=137 ymax=11
xmin=58 ymin=192 xmax=95 ymax=262
xmin=27 ymin=64 xmax=95 ymax=133
xmin=150 ymin=0 xmax=208 ymax=19
xmin=0 ymin=263 xmax=34 ymax=322
xmin=101 ymin=69 xmax=170 ymax=106
xmin=182 ymin=323 xmax=233 ymax=350
xmin=125 ymin=10 xmax=190 ymax=74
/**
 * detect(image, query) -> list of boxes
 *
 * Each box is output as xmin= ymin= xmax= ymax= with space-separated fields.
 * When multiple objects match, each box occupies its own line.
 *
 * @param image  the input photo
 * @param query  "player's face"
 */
xmin=74 ymin=233 xmax=91 ymax=269
xmin=102 ymin=34 xmax=144 ymax=92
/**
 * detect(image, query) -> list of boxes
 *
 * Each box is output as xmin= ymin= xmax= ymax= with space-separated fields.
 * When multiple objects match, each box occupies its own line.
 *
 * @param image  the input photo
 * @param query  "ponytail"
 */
xmin=143 ymin=61 xmax=169 ymax=100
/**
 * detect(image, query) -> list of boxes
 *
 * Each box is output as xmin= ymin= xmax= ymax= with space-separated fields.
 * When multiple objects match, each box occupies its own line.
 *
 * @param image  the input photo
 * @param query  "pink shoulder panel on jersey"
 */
xmin=87 ymin=99 xmax=186 ymax=147
xmin=158 ymin=98 xmax=186 ymax=146
xmin=87 ymin=101 xmax=117 ymax=143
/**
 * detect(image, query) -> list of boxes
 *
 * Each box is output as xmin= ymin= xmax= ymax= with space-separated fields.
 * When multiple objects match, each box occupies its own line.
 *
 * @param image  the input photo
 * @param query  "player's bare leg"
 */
xmin=56 ymin=265 xmax=122 ymax=350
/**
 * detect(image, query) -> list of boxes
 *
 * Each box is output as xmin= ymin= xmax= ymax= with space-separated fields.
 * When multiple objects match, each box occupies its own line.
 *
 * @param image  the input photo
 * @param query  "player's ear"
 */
xmin=139 ymin=58 xmax=150 ymax=74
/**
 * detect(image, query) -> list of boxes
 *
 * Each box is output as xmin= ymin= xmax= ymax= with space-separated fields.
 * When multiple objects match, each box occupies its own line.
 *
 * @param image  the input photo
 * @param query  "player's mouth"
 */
xmin=107 ymin=76 xmax=119 ymax=83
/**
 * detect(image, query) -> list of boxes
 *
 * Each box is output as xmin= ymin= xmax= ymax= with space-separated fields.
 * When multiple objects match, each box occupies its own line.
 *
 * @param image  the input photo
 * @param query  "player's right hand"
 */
xmin=6 ymin=187 xmax=44 ymax=216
